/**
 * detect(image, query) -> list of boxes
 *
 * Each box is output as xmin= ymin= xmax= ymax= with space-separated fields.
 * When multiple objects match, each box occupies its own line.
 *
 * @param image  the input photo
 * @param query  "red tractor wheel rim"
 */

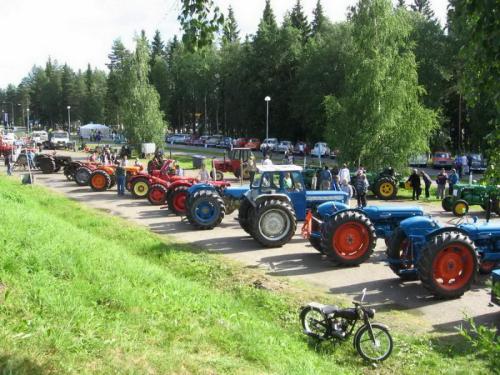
xmin=432 ymin=244 xmax=474 ymax=290
xmin=172 ymin=192 xmax=187 ymax=213
xmin=150 ymin=188 xmax=165 ymax=203
xmin=92 ymin=174 xmax=107 ymax=189
xmin=332 ymin=222 xmax=369 ymax=260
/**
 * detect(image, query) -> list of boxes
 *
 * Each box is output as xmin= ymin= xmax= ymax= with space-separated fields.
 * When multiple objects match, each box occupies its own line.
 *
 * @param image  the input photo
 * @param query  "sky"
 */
xmin=0 ymin=0 xmax=449 ymax=88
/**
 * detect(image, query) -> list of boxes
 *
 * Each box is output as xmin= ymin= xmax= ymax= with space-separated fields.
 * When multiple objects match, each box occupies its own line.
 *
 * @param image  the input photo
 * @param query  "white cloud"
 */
xmin=0 ymin=0 xmax=448 ymax=88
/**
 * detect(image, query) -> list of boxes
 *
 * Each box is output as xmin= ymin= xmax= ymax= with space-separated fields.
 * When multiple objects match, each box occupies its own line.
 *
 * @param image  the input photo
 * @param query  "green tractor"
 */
xmin=352 ymin=168 xmax=403 ymax=200
xmin=442 ymin=183 xmax=500 ymax=217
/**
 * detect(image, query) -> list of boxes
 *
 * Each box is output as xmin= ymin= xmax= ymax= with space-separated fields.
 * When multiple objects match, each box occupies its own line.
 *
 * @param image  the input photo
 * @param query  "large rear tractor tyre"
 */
xmin=90 ymin=170 xmax=112 ymax=192
xmin=38 ymin=157 xmax=56 ymax=174
xmin=250 ymin=199 xmax=297 ymax=248
xmin=168 ymin=185 xmax=190 ymax=215
xmin=441 ymin=196 xmax=454 ymax=212
xmin=148 ymin=184 xmax=168 ymax=206
xmin=75 ymin=167 xmax=92 ymax=186
xmin=131 ymin=177 xmax=150 ymax=199
xmin=386 ymin=228 xmax=418 ymax=280
xmin=417 ymin=232 xmax=477 ymax=299
xmin=238 ymin=198 xmax=255 ymax=235
xmin=374 ymin=177 xmax=398 ymax=200
xmin=186 ymin=189 xmax=226 ymax=230
xmin=321 ymin=211 xmax=376 ymax=266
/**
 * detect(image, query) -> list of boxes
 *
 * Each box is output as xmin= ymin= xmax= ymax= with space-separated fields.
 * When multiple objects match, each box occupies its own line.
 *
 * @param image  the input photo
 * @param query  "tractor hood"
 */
xmin=362 ymin=205 xmax=423 ymax=220
xmin=316 ymin=201 xmax=350 ymax=220
xmin=399 ymin=216 xmax=440 ymax=235
xmin=459 ymin=222 xmax=500 ymax=237
xmin=306 ymin=190 xmax=348 ymax=204
xmin=223 ymin=185 xmax=250 ymax=199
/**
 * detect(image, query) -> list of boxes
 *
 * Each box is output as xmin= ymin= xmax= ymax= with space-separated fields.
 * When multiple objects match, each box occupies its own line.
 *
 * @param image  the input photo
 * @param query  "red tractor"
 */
xmin=89 ymin=164 xmax=144 ymax=192
xmin=128 ymin=159 xmax=182 ymax=198
xmin=211 ymin=148 xmax=253 ymax=180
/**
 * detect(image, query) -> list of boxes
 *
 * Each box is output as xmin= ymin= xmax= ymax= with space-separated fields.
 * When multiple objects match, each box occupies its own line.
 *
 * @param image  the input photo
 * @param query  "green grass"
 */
xmin=0 ymin=176 xmax=492 ymax=374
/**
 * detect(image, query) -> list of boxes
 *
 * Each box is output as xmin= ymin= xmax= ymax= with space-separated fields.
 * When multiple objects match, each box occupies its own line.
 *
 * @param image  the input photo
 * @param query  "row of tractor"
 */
xmin=42 ymin=155 xmax=499 ymax=301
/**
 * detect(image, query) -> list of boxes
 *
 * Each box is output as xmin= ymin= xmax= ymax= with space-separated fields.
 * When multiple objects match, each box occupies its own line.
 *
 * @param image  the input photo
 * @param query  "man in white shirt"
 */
xmin=339 ymin=163 xmax=350 ymax=184
xmin=263 ymin=155 xmax=273 ymax=166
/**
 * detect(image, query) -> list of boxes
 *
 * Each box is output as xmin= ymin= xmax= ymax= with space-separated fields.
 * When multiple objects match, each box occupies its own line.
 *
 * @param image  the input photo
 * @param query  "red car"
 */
xmin=432 ymin=151 xmax=453 ymax=169
xmin=233 ymin=138 xmax=248 ymax=148
xmin=245 ymin=138 xmax=261 ymax=151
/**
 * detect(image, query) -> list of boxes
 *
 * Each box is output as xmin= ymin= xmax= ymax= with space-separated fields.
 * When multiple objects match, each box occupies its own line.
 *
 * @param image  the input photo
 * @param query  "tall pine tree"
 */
xmin=222 ymin=5 xmax=239 ymax=44
xmin=411 ymin=0 xmax=435 ymax=19
xmin=290 ymin=0 xmax=311 ymax=42
xmin=311 ymin=0 xmax=327 ymax=35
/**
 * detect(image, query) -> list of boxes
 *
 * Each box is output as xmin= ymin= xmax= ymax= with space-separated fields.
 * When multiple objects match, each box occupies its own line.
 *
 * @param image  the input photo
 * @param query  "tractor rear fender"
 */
xmin=169 ymin=180 xmax=192 ymax=190
xmin=398 ymin=216 xmax=441 ymax=245
xmin=252 ymin=193 xmax=291 ymax=208
xmin=315 ymin=201 xmax=351 ymax=221
xmin=424 ymin=226 xmax=471 ymax=241
xmin=99 ymin=166 xmax=115 ymax=175
xmin=188 ymin=183 xmax=216 ymax=196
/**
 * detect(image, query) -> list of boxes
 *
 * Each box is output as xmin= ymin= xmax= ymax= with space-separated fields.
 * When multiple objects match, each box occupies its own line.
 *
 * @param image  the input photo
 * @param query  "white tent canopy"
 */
xmin=79 ymin=124 xmax=111 ymax=139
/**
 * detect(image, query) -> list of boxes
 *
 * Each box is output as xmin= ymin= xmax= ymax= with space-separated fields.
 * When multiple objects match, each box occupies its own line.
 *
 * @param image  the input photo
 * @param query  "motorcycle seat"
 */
xmin=335 ymin=308 xmax=358 ymax=320
xmin=320 ymin=305 xmax=339 ymax=315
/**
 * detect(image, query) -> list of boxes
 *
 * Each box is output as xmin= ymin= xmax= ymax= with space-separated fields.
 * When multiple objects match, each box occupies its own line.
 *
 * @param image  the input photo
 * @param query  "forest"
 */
xmin=0 ymin=0 xmax=498 ymax=170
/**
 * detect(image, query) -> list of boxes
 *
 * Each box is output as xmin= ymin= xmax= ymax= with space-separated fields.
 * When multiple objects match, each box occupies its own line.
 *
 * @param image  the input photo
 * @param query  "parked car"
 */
xmin=32 ymin=130 xmax=49 ymax=145
xmin=245 ymin=138 xmax=261 ymax=151
xmin=193 ymin=135 xmax=209 ymax=146
xmin=233 ymin=138 xmax=248 ymax=148
xmin=310 ymin=142 xmax=330 ymax=157
xmin=409 ymin=153 xmax=428 ymax=167
xmin=206 ymin=135 xmax=223 ymax=147
xmin=170 ymin=134 xmax=189 ymax=144
xmin=293 ymin=141 xmax=309 ymax=155
xmin=165 ymin=134 xmax=175 ymax=143
xmin=184 ymin=135 xmax=199 ymax=145
xmin=217 ymin=137 xmax=233 ymax=149
xmin=432 ymin=151 xmax=453 ymax=169
xmin=260 ymin=138 xmax=278 ymax=151
xmin=467 ymin=153 xmax=487 ymax=172
xmin=277 ymin=140 xmax=293 ymax=153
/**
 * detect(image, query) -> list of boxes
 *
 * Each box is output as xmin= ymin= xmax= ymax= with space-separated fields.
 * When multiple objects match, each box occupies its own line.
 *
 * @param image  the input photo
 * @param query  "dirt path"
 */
xmin=7 ymin=152 xmax=499 ymax=333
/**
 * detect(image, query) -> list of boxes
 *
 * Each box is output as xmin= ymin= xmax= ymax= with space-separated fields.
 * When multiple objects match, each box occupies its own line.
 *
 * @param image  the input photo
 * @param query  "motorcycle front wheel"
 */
xmin=354 ymin=323 xmax=393 ymax=362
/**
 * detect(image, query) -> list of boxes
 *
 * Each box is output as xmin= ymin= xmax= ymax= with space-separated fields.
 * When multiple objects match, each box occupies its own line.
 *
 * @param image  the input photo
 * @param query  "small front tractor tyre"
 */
xmin=131 ymin=177 xmax=150 ymax=199
xmin=38 ymin=157 xmax=56 ymax=174
xmin=148 ymin=184 xmax=168 ymax=206
xmin=168 ymin=185 xmax=190 ymax=215
xmin=374 ymin=177 xmax=398 ymax=200
xmin=441 ymin=196 xmax=454 ymax=212
xmin=452 ymin=200 xmax=469 ymax=217
xmin=75 ymin=167 xmax=92 ymax=186
xmin=210 ymin=170 xmax=224 ymax=181
xmin=90 ymin=170 xmax=112 ymax=192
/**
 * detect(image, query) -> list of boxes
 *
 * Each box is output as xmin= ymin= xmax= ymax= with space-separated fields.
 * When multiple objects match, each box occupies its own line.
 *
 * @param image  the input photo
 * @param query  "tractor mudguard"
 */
xmin=315 ymin=201 xmax=350 ymax=221
xmin=169 ymin=180 xmax=192 ymax=190
xmin=399 ymin=216 xmax=440 ymax=237
xmin=423 ymin=226 xmax=470 ymax=241
xmin=188 ymin=183 xmax=216 ymax=196
xmin=253 ymin=193 xmax=291 ymax=208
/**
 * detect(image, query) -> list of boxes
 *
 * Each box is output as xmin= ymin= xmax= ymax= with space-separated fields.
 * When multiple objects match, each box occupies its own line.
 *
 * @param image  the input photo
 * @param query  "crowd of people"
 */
xmin=407 ymin=168 xmax=459 ymax=201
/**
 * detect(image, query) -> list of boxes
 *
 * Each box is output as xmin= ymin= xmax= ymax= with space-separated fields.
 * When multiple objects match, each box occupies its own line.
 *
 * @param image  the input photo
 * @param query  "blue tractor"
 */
xmin=185 ymin=165 xmax=349 ymax=247
xmin=302 ymin=204 xmax=424 ymax=266
xmin=386 ymin=216 xmax=500 ymax=299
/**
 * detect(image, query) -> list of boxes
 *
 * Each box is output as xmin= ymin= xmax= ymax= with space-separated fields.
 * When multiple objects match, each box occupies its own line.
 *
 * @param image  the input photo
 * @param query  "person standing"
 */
xmin=197 ymin=163 xmax=210 ymax=181
xmin=448 ymin=168 xmax=459 ymax=195
xmin=461 ymin=154 xmax=469 ymax=176
xmin=311 ymin=170 xmax=318 ymax=191
xmin=331 ymin=175 xmax=341 ymax=191
xmin=115 ymin=159 xmax=126 ymax=196
xmin=340 ymin=178 xmax=354 ymax=207
xmin=407 ymin=169 xmax=422 ymax=200
xmin=339 ymin=163 xmax=351 ymax=184
xmin=435 ymin=169 xmax=448 ymax=200
xmin=420 ymin=170 xmax=432 ymax=199
xmin=319 ymin=165 xmax=332 ymax=190
xmin=262 ymin=155 xmax=273 ymax=166
xmin=354 ymin=171 xmax=369 ymax=208
xmin=5 ymin=152 xmax=13 ymax=176
xmin=248 ymin=154 xmax=257 ymax=185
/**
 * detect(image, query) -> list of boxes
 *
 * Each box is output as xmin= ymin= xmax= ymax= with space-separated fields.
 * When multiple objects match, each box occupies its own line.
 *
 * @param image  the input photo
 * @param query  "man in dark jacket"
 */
xmin=408 ymin=169 xmax=421 ymax=200
xmin=420 ymin=170 xmax=432 ymax=199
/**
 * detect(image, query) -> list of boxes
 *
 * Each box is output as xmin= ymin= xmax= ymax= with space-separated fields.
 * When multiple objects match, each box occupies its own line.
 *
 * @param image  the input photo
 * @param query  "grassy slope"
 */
xmin=0 ymin=177 xmax=490 ymax=374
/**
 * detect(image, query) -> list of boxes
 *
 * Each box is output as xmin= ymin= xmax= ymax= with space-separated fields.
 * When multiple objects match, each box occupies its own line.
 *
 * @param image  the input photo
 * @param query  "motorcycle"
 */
xmin=300 ymin=288 xmax=393 ymax=362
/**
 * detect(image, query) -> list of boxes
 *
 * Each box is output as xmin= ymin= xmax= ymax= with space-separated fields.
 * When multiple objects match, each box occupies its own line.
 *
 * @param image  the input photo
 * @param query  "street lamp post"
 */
xmin=26 ymin=108 xmax=30 ymax=133
xmin=264 ymin=96 xmax=271 ymax=140
xmin=67 ymin=106 xmax=71 ymax=134
xmin=2 ymin=101 xmax=14 ymax=130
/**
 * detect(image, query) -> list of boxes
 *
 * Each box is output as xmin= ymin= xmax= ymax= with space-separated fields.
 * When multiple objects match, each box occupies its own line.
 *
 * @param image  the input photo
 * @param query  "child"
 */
xmin=340 ymin=179 xmax=353 ymax=207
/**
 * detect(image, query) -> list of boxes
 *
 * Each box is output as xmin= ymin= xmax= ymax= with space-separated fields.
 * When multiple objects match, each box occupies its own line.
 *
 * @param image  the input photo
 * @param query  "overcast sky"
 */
xmin=0 ymin=0 xmax=449 ymax=88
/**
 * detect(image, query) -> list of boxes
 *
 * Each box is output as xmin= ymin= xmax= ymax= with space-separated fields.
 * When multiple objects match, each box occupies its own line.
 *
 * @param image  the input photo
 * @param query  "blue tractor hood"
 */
xmin=362 ymin=205 xmax=423 ymax=220
xmin=306 ymin=190 xmax=348 ymax=204
xmin=459 ymin=222 xmax=500 ymax=236
xmin=223 ymin=185 xmax=250 ymax=199
xmin=399 ymin=216 xmax=440 ymax=235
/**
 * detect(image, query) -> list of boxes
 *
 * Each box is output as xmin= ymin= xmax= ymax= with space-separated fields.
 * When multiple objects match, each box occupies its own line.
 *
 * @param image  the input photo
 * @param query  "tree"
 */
xmin=411 ymin=0 xmax=435 ymax=19
xmin=222 ymin=5 xmax=239 ymax=44
xmin=324 ymin=0 xmax=438 ymax=170
xmin=290 ymin=0 xmax=311 ymax=42
xmin=121 ymin=36 xmax=166 ymax=148
xmin=151 ymin=30 xmax=166 ymax=62
xmin=311 ymin=0 xmax=328 ymax=35
xmin=178 ymin=0 xmax=224 ymax=51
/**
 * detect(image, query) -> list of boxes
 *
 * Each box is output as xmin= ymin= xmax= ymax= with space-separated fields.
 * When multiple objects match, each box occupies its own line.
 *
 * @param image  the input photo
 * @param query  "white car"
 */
xmin=260 ymin=138 xmax=278 ymax=151
xmin=408 ymin=154 xmax=428 ymax=168
xmin=311 ymin=142 xmax=330 ymax=157
xmin=32 ymin=130 xmax=49 ymax=145
xmin=49 ymin=131 xmax=71 ymax=149
xmin=277 ymin=140 xmax=293 ymax=153
xmin=170 ymin=134 xmax=189 ymax=144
